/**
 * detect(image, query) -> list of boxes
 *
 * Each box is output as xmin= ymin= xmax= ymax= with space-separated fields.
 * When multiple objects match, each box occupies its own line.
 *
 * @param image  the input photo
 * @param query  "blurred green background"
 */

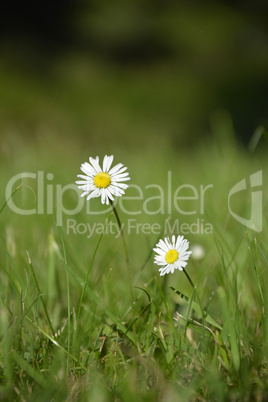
xmin=0 ymin=0 xmax=268 ymax=154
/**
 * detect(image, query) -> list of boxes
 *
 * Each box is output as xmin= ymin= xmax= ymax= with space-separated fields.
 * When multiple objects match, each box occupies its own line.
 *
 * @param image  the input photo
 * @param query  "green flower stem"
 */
xmin=183 ymin=268 xmax=205 ymax=323
xmin=110 ymin=200 xmax=133 ymax=307
xmin=182 ymin=268 xmax=195 ymax=289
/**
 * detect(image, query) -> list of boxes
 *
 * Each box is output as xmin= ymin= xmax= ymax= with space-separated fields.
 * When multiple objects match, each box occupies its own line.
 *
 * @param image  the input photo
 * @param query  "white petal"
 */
xmin=78 ymin=185 xmax=96 ymax=192
xmin=76 ymin=180 xmax=93 ymax=186
xmin=86 ymin=188 xmax=101 ymax=200
xmin=103 ymin=155 xmax=114 ymax=172
xmin=159 ymin=265 xmax=171 ymax=275
xmin=106 ymin=188 xmax=115 ymax=201
xmin=89 ymin=157 xmax=102 ymax=173
xmin=111 ymin=172 xmax=130 ymax=180
xmin=176 ymin=235 xmax=184 ymax=249
xmin=77 ymin=174 xmax=92 ymax=180
xmin=164 ymin=237 xmax=172 ymax=249
xmin=109 ymin=185 xmax=125 ymax=196
xmin=111 ymin=182 xmax=129 ymax=190
xmin=179 ymin=254 xmax=191 ymax=261
xmin=155 ymin=249 xmax=166 ymax=256
xmin=111 ymin=167 xmax=129 ymax=177
xmin=112 ymin=176 xmax=130 ymax=182
xmin=101 ymin=189 xmax=108 ymax=204
xmin=81 ymin=163 xmax=96 ymax=177
xmin=158 ymin=239 xmax=169 ymax=252
xmin=108 ymin=163 xmax=124 ymax=175
xmin=179 ymin=241 xmax=190 ymax=253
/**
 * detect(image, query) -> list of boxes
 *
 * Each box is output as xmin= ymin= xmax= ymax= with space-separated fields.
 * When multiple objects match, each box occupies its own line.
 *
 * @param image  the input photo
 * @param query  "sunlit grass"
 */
xmin=0 ymin=130 xmax=268 ymax=401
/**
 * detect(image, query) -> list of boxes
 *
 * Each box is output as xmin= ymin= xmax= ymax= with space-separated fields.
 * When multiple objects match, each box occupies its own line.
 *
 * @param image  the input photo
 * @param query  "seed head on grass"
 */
xmin=76 ymin=155 xmax=130 ymax=205
xmin=153 ymin=235 xmax=192 ymax=276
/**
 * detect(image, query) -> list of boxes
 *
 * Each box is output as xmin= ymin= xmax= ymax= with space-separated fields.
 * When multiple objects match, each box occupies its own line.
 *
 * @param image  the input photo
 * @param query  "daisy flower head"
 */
xmin=76 ymin=155 xmax=130 ymax=205
xmin=153 ymin=235 xmax=192 ymax=276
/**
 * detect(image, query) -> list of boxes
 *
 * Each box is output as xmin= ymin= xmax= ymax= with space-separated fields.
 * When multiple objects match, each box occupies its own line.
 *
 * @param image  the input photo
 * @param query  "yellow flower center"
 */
xmin=165 ymin=249 xmax=179 ymax=264
xmin=94 ymin=172 xmax=111 ymax=188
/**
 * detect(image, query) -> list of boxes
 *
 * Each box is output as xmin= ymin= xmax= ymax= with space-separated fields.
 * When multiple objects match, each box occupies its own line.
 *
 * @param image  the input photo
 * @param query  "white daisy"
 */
xmin=153 ymin=235 xmax=192 ymax=276
xmin=76 ymin=155 xmax=130 ymax=205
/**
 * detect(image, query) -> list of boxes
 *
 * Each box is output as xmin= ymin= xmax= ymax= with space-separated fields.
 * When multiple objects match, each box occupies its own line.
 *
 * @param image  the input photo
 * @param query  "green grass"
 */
xmin=1 ymin=129 xmax=268 ymax=401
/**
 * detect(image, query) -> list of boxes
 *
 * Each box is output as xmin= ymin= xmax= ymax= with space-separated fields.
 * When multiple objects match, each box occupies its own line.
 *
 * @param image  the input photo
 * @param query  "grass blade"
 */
xmin=26 ymin=251 xmax=55 ymax=337
xmin=25 ymin=316 xmax=86 ymax=371
xmin=218 ymin=287 xmax=240 ymax=371
xmin=59 ymin=227 xmax=71 ymax=373
xmin=61 ymin=260 xmax=136 ymax=345
xmin=170 ymin=287 xmax=222 ymax=330
xmin=0 ymin=184 xmax=21 ymax=215
xmin=12 ymin=351 xmax=47 ymax=389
